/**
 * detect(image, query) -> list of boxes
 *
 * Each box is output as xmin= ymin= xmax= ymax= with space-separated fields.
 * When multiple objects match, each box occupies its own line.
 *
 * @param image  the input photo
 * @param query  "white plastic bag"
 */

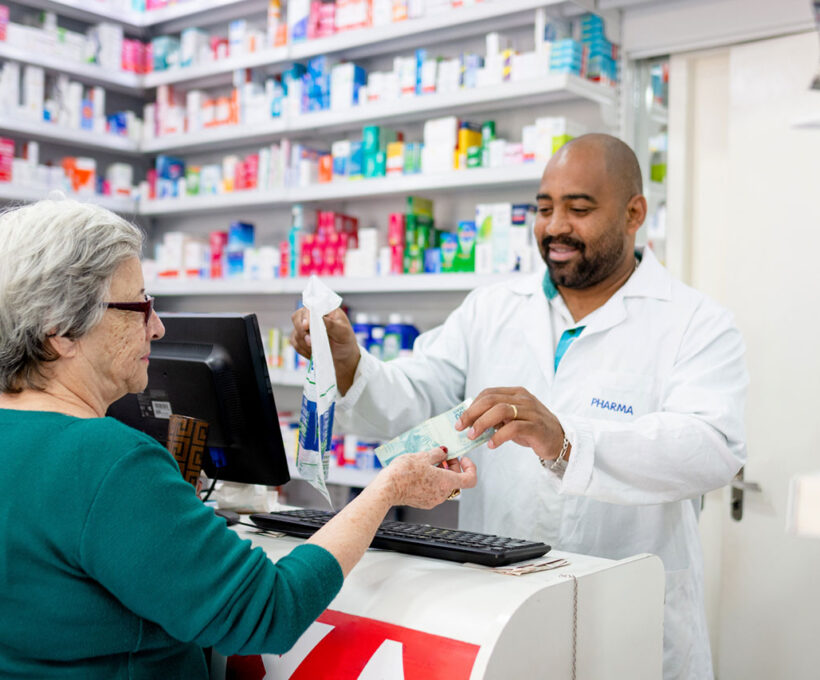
xmin=297 ymin=276 xmax=342 ymax=507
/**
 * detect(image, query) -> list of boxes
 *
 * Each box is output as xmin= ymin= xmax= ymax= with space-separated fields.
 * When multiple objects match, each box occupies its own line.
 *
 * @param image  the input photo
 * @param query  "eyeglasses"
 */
xmin=105 ymin=295 xmax=155 ymax=325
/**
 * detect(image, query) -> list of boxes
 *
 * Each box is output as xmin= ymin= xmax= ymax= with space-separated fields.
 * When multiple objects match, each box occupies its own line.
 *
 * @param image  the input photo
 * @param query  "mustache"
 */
xmin=541 ymin=235 xmax=586 ymax=252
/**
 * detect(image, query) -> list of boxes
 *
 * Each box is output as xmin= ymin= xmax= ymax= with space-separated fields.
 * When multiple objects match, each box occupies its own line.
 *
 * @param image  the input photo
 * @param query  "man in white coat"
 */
xmin=291 ymin=134 xmax=748 ymax=679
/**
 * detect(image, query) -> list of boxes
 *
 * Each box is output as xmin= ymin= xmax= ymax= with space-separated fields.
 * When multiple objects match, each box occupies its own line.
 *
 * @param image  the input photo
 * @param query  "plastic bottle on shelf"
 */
xmin=225 ymin=221 xmax=254 ymax=278
xmin=288 ymin=204 xmax=304 ymax=278
xmin=367 ymin=322 xmax=385 ymax=360
xmin=649 ymin=133 xmax=668 ymax=184
xmin=382 ymin=313 xmax=420 ymax=361
xmin=352 ymin=312 xmax=372 ymax=349
xmin=343 ymin=434 xmax=359 ymax=467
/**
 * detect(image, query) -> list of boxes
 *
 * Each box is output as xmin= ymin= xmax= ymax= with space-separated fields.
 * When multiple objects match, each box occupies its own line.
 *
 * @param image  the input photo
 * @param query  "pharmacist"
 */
xmin=290 ymin=133 xmax=748 ymax=680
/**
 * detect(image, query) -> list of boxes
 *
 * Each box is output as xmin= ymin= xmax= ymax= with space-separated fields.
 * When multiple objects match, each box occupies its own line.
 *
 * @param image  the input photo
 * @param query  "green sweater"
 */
xmin=0 ymin=409 xmax=343 ymax=679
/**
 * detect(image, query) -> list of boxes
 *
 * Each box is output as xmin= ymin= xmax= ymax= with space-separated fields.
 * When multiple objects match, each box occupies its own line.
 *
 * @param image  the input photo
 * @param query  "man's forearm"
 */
xmin=334 ymin=349 xmax=360 ymax=396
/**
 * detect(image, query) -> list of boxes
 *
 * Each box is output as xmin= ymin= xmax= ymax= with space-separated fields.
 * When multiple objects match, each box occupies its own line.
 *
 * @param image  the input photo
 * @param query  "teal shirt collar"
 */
xmin=541 ymin=271 xmax=559 ymax=300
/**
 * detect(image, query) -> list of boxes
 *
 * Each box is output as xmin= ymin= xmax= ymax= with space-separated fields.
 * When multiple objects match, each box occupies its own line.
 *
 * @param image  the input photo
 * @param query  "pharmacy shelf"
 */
xmin=290 ymin=0 xmax=569 ymax=62
xmin=646 ymin=181 xmax=666 ymax=213
xmin=150 ymin=272 xmax=529 ymax=296
xmin=13 ymin=0 xmax=145 ymax=31
xmin=142 ymin=73 xmax=615 ymax=154
xmin=269 ymin=369 xmax=307 ymax=387
xmin=144 ymin=47 xmax=290 ymax=89
xmin=142 ymin=0 xmax=269 ymax=34
xmin=649 ymin=104 xmax=668 ymax=126
xmin=0 ymin=43 xmax=143 ymax=95
xmin=647 ymin=180 xmax=666 ymax=197
xmin=15 ymin=0 xmax=600 ymax=89
xmin=287 ymin=459 xmax=378 ymax=488
xmin=139 ymin=164 xmax=544 ymax=215
xmin=141 ymin=117 xmax=287 ymax=154
xmin=285 ymin=74 xmax=615 ymax=130
xmin=142 ymin=0 xmax=573 ymax=89
xmin=0 ymin=183 xmax=137 ymax=212
xmin=14 ymin=0 xmax=267 ymax=34
xmin=0 ymin=118 xmax=141 ymax=155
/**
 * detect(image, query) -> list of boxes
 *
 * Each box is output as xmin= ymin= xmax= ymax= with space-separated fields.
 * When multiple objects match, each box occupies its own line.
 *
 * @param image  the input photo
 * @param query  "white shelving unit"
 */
xmin=140 ymin=164 xmax=545 ymax=215
xmin=0 ymin=118 xmax=141 ymax=155
xmin=142 ymin=0 xmax=577 ymax=89
xmin=142 ymin=74 xmax=615 ymax=154
xmin=150 ymin=271 xmax=530 ymax=296
xmin=647 ymin=180 xmax=666 ymax=200
xmin=144 ymin=46 xmax=290 ymax=89
xmin=5 ymin=0 xmax=586 ymax=92
xmin=649 ymin=103 xmax=668 ymax=126
xmin=141 ymin=118 xmax=287 ymax=155
xmin=0 ymin=183 xmax=137 ymax=213
xmin=630 ymin=58 xmax=669 ymax=262
xmin=288 ymin=0 xmax=576 ymax=62
xmin=14 ymin=0 xmax=268 ymax=33
xmin=0 ymin=42 xmax=143 ymax=94
xmin=269 ymin=369 xmax=306 ymax=387
xmin=140 ymin=0 xmax=269 ymax=33
xmin=12 ymin=0 xmax=146 ymax=30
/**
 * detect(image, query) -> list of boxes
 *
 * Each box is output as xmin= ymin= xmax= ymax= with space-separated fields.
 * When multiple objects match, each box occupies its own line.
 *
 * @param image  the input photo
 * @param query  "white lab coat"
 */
xmin=336 ymin=247 xmax=748 ymax=680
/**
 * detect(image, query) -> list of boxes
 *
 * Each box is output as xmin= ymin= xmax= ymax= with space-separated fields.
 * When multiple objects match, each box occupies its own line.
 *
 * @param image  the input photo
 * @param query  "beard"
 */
xmin=540 ymin=231 xmax=627 ymax=290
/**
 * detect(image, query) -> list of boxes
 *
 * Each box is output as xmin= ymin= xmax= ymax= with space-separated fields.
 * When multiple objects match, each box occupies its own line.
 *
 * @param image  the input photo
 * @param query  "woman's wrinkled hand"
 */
xmin=379 ymin=447 xmax=477 ymax=509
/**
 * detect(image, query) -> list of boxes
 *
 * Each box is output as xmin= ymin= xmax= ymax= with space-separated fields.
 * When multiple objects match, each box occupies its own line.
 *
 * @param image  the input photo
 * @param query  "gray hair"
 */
xmin=0 ymin=199 xmax=144 ymax=393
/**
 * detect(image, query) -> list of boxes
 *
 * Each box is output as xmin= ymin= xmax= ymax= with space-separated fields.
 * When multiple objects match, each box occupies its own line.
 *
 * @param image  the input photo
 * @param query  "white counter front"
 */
xmin=212 ymin=524 xmax=665 ymax=680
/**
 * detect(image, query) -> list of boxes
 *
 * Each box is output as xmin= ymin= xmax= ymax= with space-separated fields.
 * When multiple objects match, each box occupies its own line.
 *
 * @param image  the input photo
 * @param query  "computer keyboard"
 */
xmin=249 ymin=508 xmax=550 ymax=567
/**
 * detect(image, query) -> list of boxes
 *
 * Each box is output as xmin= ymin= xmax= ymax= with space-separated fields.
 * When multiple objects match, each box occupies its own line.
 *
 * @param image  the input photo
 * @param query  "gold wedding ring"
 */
xmin=447 ymin=489 xmax=461 ymax=500
xmin=509 ymin=403 xmax=518 ymax=420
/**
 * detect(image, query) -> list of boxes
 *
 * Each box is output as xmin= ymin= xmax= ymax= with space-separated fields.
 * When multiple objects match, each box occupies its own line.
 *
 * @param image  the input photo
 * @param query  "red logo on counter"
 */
xmin=225 ymin=609 xmax=480 ymax=679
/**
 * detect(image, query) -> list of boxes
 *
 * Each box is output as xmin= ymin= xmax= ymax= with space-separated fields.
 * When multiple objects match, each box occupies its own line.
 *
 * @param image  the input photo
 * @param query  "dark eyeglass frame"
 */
xmin=105 ymin=295 xmax=155 ymax=325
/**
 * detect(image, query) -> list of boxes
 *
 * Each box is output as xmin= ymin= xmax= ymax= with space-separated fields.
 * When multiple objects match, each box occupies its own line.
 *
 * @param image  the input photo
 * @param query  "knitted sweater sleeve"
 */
xmin=79 ymin=441 xmax=343 ymax=655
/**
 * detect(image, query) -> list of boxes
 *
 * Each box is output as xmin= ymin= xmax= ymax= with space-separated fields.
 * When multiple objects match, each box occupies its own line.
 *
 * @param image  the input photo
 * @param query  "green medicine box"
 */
xmin=454 ymin=220 xmax=477 ymax=272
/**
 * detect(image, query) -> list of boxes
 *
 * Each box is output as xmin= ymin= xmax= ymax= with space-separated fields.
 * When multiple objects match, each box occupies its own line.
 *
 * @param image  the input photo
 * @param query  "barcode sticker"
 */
xmin=152 ymin=401 xmax=172 ymax=419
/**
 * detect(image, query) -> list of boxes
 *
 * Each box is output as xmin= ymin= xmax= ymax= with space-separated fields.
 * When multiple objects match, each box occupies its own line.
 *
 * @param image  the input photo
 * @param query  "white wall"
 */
xmin=674 ymin=30 xmax=820 ymax=679
xmin=666 ymin=45 xmax=732 ymax=665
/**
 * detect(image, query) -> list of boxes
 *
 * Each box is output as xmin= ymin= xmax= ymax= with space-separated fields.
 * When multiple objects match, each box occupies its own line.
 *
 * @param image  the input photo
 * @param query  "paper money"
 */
xmin=492 ymin=558 xmax=568 ymax=576
xmin=375 ymin=398 xmax=493 ymax=466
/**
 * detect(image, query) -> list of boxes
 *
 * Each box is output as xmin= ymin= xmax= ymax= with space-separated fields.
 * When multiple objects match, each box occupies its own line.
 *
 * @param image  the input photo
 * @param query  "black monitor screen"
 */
xmin=107 ymin=312 xmax=290 ymax=486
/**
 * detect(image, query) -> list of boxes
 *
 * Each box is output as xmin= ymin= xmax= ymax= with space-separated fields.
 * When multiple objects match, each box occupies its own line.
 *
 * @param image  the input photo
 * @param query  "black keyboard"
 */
xmin=249 ymin=509 xmax=550 ymax=567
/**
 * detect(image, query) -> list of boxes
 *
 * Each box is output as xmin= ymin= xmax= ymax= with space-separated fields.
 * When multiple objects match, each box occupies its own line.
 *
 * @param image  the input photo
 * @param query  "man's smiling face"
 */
xmin=535 ymin=141 xmax=634 ymax=290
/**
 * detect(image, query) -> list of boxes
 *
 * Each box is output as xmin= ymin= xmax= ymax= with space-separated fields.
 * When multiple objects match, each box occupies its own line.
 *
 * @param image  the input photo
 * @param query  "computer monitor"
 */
xmin=107 ymin=312 xmax=290 ymax=487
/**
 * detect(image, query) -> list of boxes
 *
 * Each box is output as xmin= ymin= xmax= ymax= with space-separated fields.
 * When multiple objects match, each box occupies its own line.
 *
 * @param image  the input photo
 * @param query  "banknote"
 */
xmin=492 ymin=558 xmax=569 ymax=576
xmin=375 ymin=398 xmax=494 ymax=466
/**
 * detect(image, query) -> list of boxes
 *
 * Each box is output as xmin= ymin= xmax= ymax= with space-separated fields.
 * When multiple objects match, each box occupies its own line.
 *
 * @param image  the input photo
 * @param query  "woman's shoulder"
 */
xmin=64 ymin=417 xmax=180 ymax=490
xmin=64 ymin=415 xmax=166 ymax=454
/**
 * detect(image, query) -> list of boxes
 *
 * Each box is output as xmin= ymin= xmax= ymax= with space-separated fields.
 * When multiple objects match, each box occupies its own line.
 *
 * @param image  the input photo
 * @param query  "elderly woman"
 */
xmin=0 ymin=199 xmax=477 ymax=678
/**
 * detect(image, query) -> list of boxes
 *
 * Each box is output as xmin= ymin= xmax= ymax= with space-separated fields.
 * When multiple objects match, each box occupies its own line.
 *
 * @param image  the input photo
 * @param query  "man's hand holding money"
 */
xmin=454 ymin=387 xmax=571 ymax=466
